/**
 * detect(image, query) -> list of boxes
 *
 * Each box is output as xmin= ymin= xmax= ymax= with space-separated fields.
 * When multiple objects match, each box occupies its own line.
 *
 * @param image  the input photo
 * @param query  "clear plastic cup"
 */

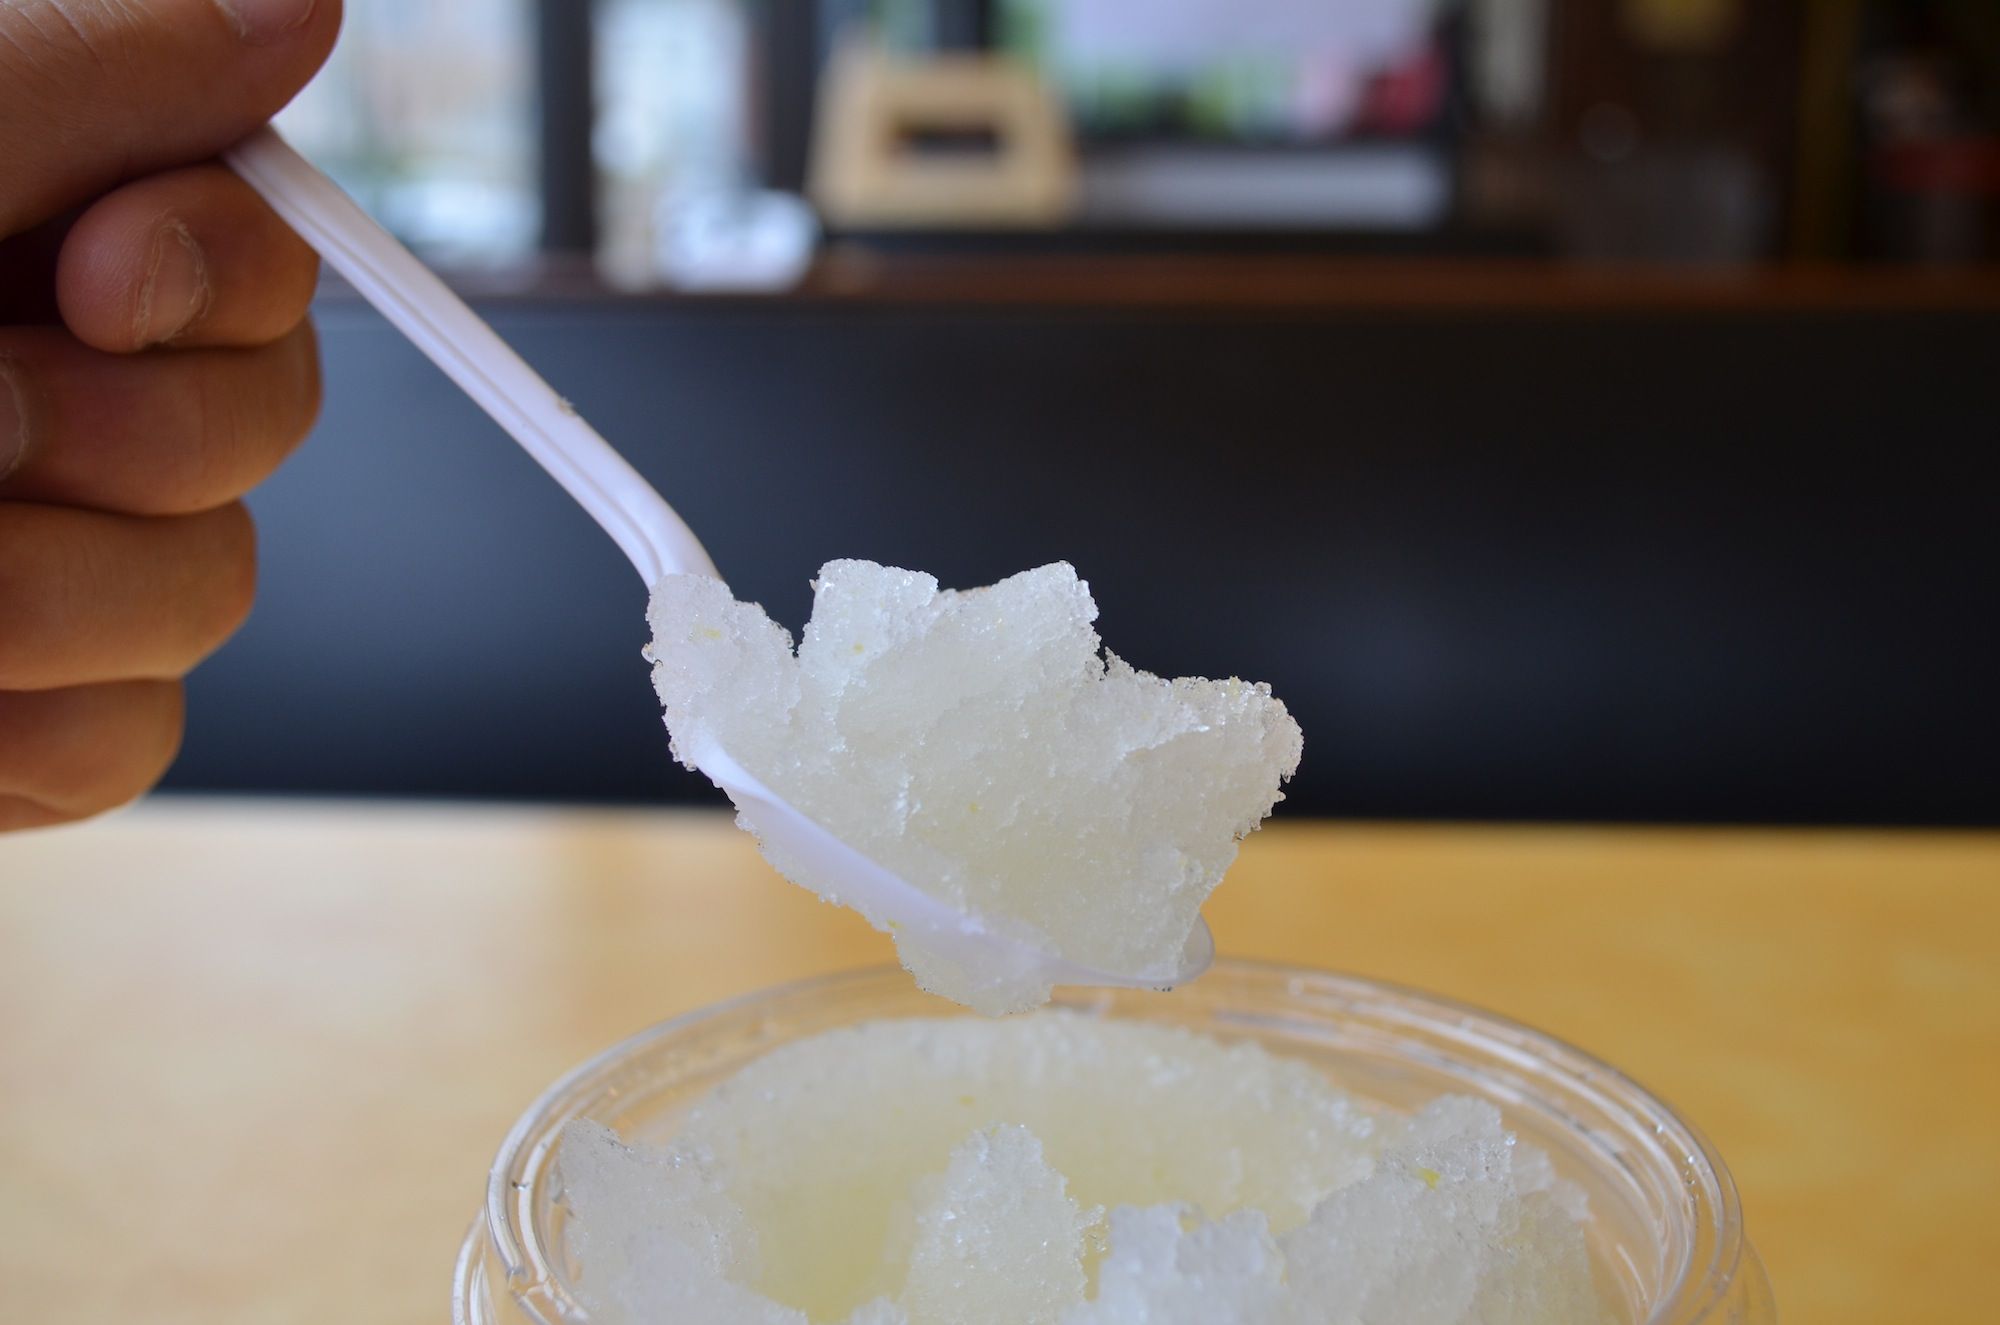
xmin=452 ymin=961 xmax=1774 ymax=1323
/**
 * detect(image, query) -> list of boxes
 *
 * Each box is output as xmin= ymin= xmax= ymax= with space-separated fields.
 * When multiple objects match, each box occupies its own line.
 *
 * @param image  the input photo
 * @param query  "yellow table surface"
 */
xmin=1 ymin=799 xmax=1994 ymax=1324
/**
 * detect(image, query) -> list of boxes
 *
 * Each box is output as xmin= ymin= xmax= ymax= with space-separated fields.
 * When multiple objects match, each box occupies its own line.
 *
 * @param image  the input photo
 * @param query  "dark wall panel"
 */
xmin=163 ymin=298 xmax=2000 ymax=824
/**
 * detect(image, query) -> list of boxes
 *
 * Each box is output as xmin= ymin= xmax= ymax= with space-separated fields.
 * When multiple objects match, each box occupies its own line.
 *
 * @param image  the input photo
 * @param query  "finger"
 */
xmin=0 ymin=0 xmax=341 ymax=238
xmin=0 ymin=796 xmax=68 ymax=832
xmin=0 ymin=321 xmax=320 ymax=516
xmin=0 ymin=501 xmax=256 ymax=690
xmin=56 ymin=164 xmax=319 ymax=351
xmin=0 ymin=680 xmax=184 ymax=827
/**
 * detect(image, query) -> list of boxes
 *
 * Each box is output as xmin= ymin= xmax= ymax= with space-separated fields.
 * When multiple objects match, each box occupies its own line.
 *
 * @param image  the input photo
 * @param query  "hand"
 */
xmin=0 ymin=0 xmax=339 ymax=830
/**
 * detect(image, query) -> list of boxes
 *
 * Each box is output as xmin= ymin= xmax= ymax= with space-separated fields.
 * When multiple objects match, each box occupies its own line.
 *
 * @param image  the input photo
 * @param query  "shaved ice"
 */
xmin=647 ymin=561 xmax=1302 ymax=1013
xmin=559 ymin=1013 xmax=1609 ymax=1325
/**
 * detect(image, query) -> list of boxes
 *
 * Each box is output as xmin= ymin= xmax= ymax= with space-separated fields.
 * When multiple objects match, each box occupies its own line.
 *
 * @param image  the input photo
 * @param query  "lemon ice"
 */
xmin=647 ymin=561 xmax=1302 ymax=1013
xmin=558 ymin=1013 xmax=1608 ymax=1325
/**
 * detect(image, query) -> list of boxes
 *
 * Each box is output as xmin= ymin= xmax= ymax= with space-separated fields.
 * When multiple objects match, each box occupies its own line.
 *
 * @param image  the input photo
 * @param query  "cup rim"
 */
xmin=481 ymin=959 xmax=1758 ymax=1324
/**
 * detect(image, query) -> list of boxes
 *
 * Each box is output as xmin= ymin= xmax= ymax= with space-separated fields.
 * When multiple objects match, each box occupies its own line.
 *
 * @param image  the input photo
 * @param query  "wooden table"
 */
xmin=1 ymin=800 xmax=1993 ymax=1323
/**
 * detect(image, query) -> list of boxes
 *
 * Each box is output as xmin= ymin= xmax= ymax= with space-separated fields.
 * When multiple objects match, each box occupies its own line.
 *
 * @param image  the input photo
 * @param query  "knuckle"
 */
xmin=0 ymin=3 xmax=111 ymax=89
xmin=290 ymin=321 xmax=323 ymax=444
xmin=0 ymin=682 xmax=184 ymax=821
xmin=175 ymin=349 xmax=292 ymax=508
xmin=207 ymin=502 xmax=259 ymax=640
xmin=0 ymin=3 xmax=155 ymax=125
xmin=139 ymin=354 xmax=229 ymax=509
xmin=130 ymin=681 xmax=187 ymax=795
xmin=68 ymin=686 xmax=185 ymax=816
xmin=259 ymin=218 xmax=322 ymax=336
xmin=0 ymin=509 xmax=61 ymax=687
xmin=185 ymin=331 xmax=318 ymax=507
xmin=0 ymin=796 xmax=72 ymax=831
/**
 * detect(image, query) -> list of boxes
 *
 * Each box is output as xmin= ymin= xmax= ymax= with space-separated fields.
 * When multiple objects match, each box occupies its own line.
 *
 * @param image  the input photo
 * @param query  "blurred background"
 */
xmin=166 ymin=0 xmax=1999 ymax=825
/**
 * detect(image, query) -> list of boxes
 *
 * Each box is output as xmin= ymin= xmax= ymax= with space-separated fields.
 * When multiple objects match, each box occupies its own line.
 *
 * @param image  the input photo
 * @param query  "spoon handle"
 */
xmin=225 ymin=125 xmax=719 ymax=586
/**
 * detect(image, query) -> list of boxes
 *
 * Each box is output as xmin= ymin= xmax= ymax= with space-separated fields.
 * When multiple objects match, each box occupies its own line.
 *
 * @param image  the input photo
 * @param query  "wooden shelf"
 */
xmin=324 ymin=252 xmax=2000 ymax=314
xmin=800 ymin=251 xmax=2000 ymax=311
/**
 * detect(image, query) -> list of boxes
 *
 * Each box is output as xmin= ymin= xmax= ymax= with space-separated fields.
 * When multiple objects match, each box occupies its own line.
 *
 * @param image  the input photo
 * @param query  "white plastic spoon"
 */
xmin=224 ymin=125 xmax=1212 ymax=998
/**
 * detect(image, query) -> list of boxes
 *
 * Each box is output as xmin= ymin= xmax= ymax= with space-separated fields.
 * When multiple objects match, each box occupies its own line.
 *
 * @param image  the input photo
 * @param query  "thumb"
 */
xmin=0 ymin=0 xmax=340 ymax=238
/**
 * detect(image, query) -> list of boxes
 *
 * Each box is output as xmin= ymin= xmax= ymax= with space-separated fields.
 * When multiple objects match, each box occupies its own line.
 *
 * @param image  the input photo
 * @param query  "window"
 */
xmin=277 ymin=0 xmax=540 ymax=264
